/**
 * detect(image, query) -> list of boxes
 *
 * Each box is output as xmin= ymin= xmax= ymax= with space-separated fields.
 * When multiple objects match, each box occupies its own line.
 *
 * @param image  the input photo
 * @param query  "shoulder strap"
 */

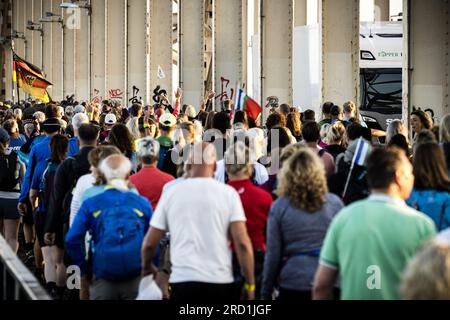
xmin=438 ymin=199 xmax=449 ymax=232
xmin=318 ymin=149 xmax=326 ymax=158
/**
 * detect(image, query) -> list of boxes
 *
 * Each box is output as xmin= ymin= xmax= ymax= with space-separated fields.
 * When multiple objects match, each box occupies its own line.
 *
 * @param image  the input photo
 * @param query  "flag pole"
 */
xmin=342 ymin=138 xmax=362 ymax=200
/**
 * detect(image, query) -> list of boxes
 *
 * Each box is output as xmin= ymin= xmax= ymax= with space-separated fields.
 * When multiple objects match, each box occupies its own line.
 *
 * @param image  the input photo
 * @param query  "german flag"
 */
xmin=13 ymin=52 xmax=52 ymax=103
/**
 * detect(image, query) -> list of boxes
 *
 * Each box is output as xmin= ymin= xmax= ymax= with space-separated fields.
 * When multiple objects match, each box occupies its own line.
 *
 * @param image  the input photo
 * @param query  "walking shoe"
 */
xmin=23 ymin=250 xmax=35 ymax=265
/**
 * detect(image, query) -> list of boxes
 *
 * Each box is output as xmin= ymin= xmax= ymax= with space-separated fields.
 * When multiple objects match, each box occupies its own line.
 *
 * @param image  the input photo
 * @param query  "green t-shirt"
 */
xmin=319 ymin=119 xmax=332 ymax=127
xmin=320 ymin=194 xmax=436 ymax=300
xmin=157 ymin=136 xmax=174 ymax=149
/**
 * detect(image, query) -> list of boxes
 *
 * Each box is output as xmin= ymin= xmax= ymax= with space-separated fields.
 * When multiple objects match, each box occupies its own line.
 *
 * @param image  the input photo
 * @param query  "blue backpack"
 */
xmin=92 ymin=193 xmax=148 ymax=281
xmin=408 ymin=190 xmax=450 ymax=231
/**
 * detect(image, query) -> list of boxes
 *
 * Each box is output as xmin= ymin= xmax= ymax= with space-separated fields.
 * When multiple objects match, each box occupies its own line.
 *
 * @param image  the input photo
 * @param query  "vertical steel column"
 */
xmin=261 ymin=0 xmax=293 ymax=107
xmin=41 ymin=0 xmax=52 ymax=93
xmin=90 ymin=0 xmax=106 ymax=102
xmin=321 ymin=0 xmax=360 ymax=106
xmin=149 ymin=0 xmax=172 ymax=101
xmin=16 ymin=0 xmax=26 ymax=58
xmin=62 ymin=2 xmax=75 ymax=99
xmin=294 ymin=0 xmax=307 ymax=27
xmin=406 ymin=0 xmax=449 ymax=120
xmin=106 ymin=0 xmax=127 ymax=105
xmin=180 ymin=0 xmax=205 ymax=109
xmin=74 ymin=1 xmax=90 ymax=101
xmin=50 ymin=0 xmax=62 ymax=100
xmin=32 ymin=0 xmax=42 ymax=68
xmin=214 ymin=0 xmax=244 ymax=105
xmin=127 ymin=0 xmax=148 ymax=104
xmin=374 ymin=0 xmax=390 ymax=21
xmin=402 ymin=0 xmax=410 ymax=125
xmin=25 ymin=0 xmax=34 ymax=64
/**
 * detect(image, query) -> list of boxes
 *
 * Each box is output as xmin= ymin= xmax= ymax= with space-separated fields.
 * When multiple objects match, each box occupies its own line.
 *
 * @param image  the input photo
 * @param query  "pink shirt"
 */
xmin=310 ymin=145 xmax=335 ymax=177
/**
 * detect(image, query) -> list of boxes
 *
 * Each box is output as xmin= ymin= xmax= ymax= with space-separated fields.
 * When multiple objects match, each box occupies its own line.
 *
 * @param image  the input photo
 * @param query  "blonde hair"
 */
xmin=440 ymin=114 xmax=450 ymax=143
xmin=224 ymin=142 xmax=254 ymax=177
xmin=386 ymin=120 xmax=409 ymax=144
xmin=343 ymin=101 xmax=359 ymax=120
xmin=276 ymin=148 xmax=328 ymax=213
xmin=325 ymin=122 xmax=346 ymax=145
xmin=401 ymin=240 xmax=450 ymax=300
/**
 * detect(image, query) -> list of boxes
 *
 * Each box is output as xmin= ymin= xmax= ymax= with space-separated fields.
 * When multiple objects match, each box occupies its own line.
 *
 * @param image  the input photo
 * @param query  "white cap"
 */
xmin=104 ymin=113 xmax=117 ymax=125
xmin=159 ymin=113 xmax=177 ymax=127
xmin=74 ymin=105 xmax=86 ymax=114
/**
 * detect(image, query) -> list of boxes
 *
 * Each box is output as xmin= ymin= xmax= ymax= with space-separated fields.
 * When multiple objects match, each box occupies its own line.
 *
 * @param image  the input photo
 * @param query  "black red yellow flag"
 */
xmin=12 ymin=52 xmax=52 ymax=103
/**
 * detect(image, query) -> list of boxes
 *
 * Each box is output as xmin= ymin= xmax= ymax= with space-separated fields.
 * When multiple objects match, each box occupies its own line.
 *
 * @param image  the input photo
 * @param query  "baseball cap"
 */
xmin=184 ymin=105 xmax=197 ymax=120
xmin=137 ymin=137 xmax=160 ymax=159
xmin=74 ymin=105 xmax=86 ymax=114
xmin=104 ymin=113 xmax=117 ymax=125
xmin=0 ymin=128 xmax=10 ymax=144
xmin=159 ymin=113 xmax=177 ymax=127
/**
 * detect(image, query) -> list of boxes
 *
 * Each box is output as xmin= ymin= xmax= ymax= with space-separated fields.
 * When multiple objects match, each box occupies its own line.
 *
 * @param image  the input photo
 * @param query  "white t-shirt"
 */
xmin=70 ymin=173 xmax=95 ymax=226
xmin=151 ymin=177 xmax=246 ymax=284
xmin=214 ymin=160 xmax=269 ymax=185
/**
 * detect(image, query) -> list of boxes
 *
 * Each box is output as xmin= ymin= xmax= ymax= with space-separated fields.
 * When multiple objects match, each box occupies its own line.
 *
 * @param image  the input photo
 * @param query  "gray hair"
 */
xmin=99 ymin=154 xmax=132 ymax=183
xmin=24 ymin=123 xmax=35 ymax=134
xmin=57 ymin=106 xmax=64 ymax=117
xmin=72 ymin=113 xmax=90 ymax=131
xmin=13 ymin=108 xmax=22 ymax=117
xmin=33 ymin=111 xmax=45 ymax=123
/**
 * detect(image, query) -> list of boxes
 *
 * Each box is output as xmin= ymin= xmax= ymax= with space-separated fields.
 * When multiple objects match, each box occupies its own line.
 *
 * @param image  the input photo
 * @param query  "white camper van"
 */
xmin=359 ymin=22 xmax=403 ymax=131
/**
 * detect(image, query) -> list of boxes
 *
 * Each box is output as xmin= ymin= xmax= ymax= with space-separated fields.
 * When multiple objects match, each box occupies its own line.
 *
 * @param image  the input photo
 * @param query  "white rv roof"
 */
xmin=360 ymin=22 xmax=403 ymax=69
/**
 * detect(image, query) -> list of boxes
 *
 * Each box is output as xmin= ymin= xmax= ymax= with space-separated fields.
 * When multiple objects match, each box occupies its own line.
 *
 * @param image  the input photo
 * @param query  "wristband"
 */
xmin=244 ymin=283 xmax=256 ymax=292
xmin=143 ymin=123 xmax=151 ymax=129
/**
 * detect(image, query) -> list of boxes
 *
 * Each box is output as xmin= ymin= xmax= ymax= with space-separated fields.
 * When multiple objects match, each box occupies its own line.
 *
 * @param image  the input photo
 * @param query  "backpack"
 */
xmin=329 ymin=157 xmax=370 ymax=205
xmin=92 ymin=195 xmax=147 ymax=281
xmin=0 ymin=151 xmax=19 ymax=192
xmin=157 ymin=144 xmax=173 ymax=171
xmin=409 ymin=192 xmax=450 ymax=231
xmin=62 ymin=157 xmax=84 ymax=223
xmin=39 ymin=161 xmax=60 ymax=212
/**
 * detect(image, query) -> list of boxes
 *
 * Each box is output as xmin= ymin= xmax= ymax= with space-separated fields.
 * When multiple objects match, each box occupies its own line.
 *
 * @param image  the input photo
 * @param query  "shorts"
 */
xmin=33 ymin=210 xmax=64 ymax=249
xmin=22 ymin=199 xmax=34 ymax=225
xmin=0 ymin=197 xmax=21 ymax=220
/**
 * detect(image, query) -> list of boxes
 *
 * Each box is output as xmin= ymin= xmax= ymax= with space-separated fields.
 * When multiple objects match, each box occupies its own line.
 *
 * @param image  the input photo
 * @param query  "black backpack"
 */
xmin=0 ymin=151 xmax=20 ymax=192
xmin=340 ymin=162 xmax=370 ymax=205
xmin=61 ymin=157 xmax=81 ymax=223
xmin=39 ymin=161 xmax=60 ymax=212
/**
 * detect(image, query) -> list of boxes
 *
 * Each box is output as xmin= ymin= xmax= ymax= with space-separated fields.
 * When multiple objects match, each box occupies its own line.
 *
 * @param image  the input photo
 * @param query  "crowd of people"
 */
xmin=0 ymin=90 xmax=450 ymax=301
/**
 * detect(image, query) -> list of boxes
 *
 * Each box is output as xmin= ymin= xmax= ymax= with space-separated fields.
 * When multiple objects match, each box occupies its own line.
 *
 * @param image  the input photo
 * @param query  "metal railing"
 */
xmin=0 ymin=235 xmax=51 ymax=300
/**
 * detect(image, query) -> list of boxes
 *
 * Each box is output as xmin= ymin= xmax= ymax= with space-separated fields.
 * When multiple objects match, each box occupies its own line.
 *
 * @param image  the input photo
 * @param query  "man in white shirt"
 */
xmin=141 ymin=142 xmax=255 ymax=301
